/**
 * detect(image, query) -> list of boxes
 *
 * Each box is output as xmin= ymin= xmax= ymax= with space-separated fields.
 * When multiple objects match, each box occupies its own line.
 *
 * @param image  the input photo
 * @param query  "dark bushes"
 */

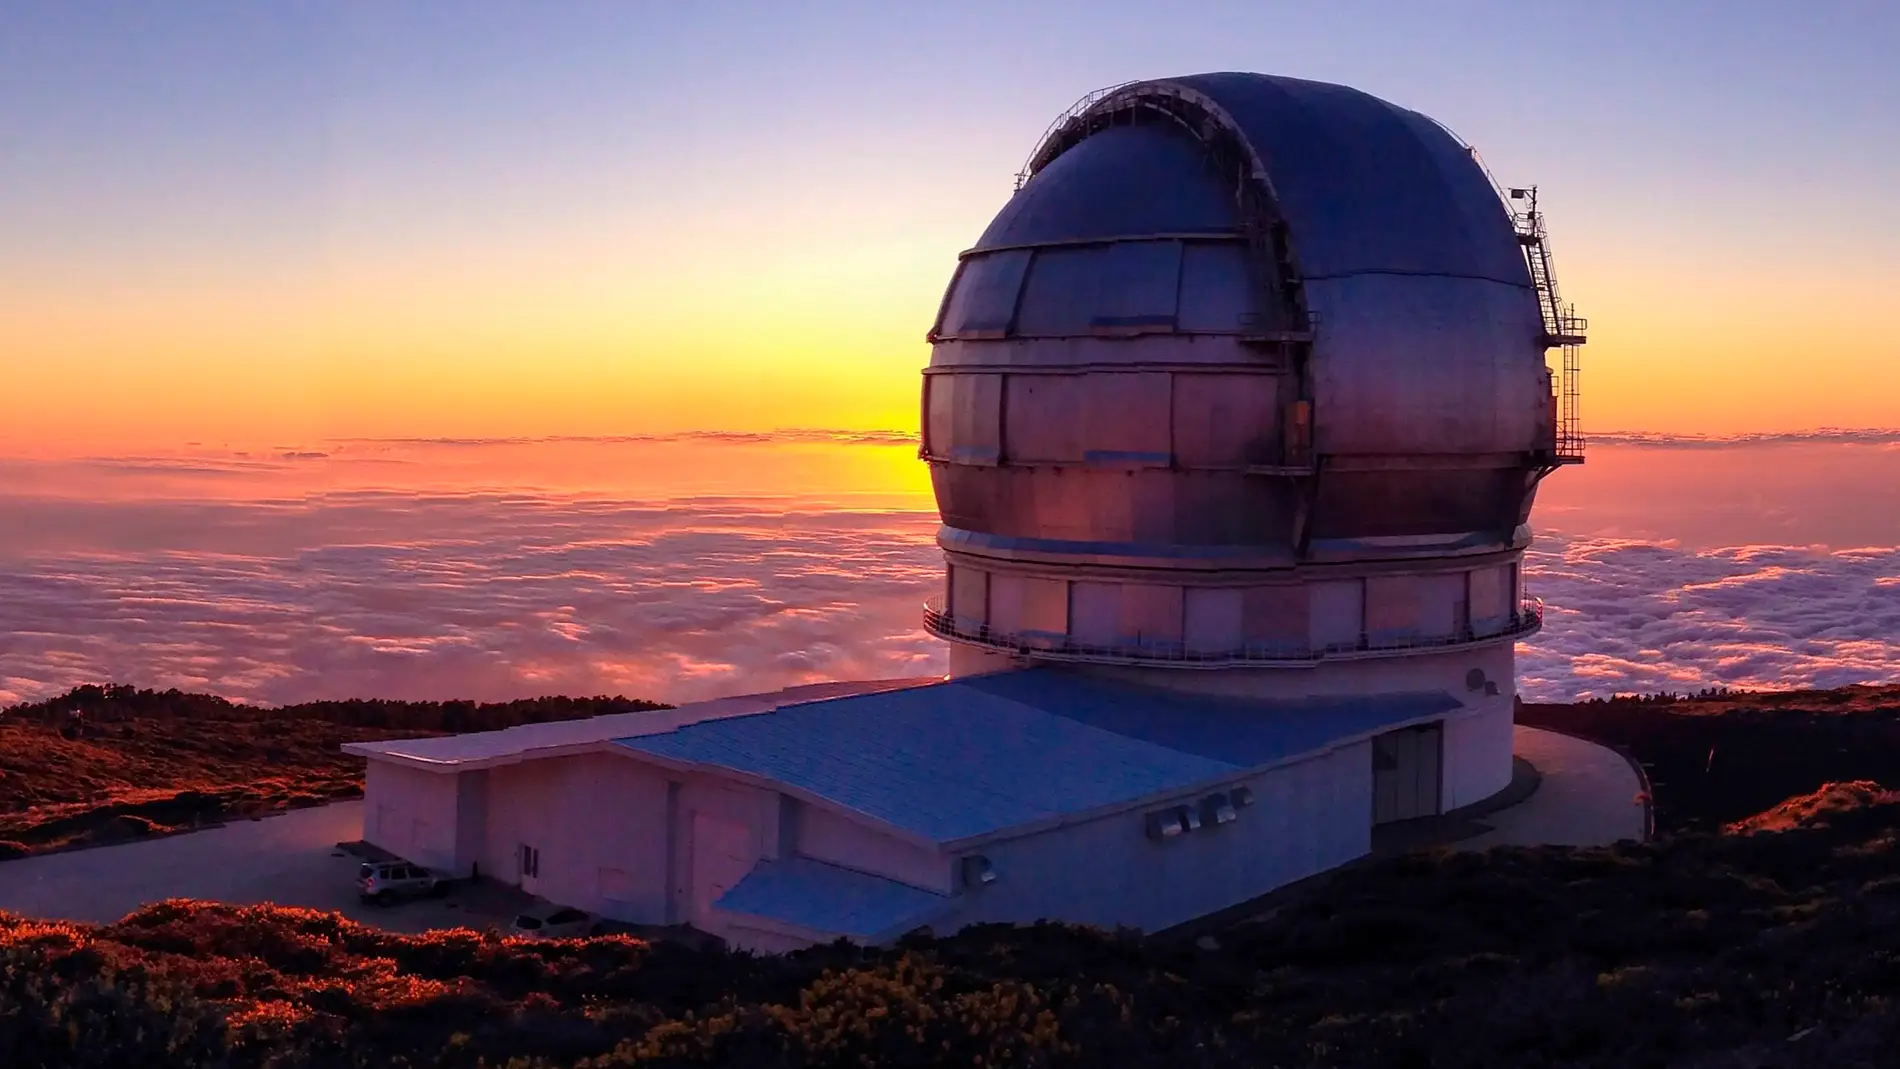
xmin=16 ymin=789 xmax=1900 ymax=1067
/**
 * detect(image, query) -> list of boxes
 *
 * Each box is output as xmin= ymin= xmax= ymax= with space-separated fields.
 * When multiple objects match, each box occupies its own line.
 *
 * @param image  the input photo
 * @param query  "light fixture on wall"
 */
xmin=1145 ymin=810 xmax=1187 ymax=840
xmin=1200 ymin=793 xmax=1238 ymax=826
xmin=961 ymin=854 xmax=996 ymax=887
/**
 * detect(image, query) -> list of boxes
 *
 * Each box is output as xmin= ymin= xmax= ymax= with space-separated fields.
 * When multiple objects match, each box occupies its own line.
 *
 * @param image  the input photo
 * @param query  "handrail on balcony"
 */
xmin=922 ymin=595 xmax=1544 ymax=669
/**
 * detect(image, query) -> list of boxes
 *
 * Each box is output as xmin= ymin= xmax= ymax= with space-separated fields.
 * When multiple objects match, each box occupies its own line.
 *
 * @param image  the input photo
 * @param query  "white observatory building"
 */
xmin=346 ymin=73 xmax=1585 ymax=952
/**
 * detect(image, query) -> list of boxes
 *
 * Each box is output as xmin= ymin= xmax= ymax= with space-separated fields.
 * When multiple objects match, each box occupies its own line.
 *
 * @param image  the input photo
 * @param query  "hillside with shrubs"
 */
xmin=6 ymin=682 xmax=1900 ymax=1066
xmin=0 ymin=685 xmax=668 ymax=857
xmin=10 ymin=780 xmax=1900 ymax=1067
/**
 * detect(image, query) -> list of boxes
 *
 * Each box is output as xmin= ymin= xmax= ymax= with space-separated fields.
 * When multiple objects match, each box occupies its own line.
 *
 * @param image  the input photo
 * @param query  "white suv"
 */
xmin=358 ymin=860 xmax=441 ymax=904
xmin=510 ymin=906 xmax=598 ymax=940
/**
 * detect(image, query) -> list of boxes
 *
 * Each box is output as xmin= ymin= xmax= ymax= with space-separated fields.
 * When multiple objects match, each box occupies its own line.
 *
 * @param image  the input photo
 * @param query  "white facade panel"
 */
xmin=1441 ymin=696 xmax=1517 ymax=810
xmin=1121 ymin=584 xmax=1184 ymax=646
xmin=480 ymin=752 xmax=673 ymax=923
xmin=1069 ymin=581 xmax=1122 ymax=647
xmin=1416 ymin=572 xmax=1467 ymax=639
xmin=1242 ymin=585 xmax=1307 ymax=648
xmin=1183 ymin=587 xmax=1244 ymax=654
xmin=949 ymin=564 xmax=988 ymax=631
xmin=1364 ymin=575 xmax=1420 ymax=644
xmin=672 ymin=775 xmax=781 ymax=935
xmin=1469 ymin=564 xmax=1510 ymax=635
xmin=1309 ymin=579 xmax=1364 ymax=651
xmin=948 ymin=745 xmax=1372 ymax=934
xmin=793 ymin=804 xmax=952 ymax=895
xmin=992 ymin=576 xmax=1067 ymax=643
xmin=362 ymin=762 xmax=462 ymax=874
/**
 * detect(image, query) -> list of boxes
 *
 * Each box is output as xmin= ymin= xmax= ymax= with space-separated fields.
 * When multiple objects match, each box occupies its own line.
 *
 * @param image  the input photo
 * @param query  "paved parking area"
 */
xmin=1456 ymin=726 xmax=1649 ymax=850
xmin=0 ymin=800 xmax=527 ymax=932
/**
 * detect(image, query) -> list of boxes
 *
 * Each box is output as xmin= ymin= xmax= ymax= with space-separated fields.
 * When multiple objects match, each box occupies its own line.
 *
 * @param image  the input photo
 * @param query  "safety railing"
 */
xmin=923 ymin=596 xmax=1544 ymax=669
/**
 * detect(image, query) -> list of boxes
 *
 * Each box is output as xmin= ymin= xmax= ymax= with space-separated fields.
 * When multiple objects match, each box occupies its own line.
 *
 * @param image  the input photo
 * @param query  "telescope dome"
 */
xmin=920 ymin=73 xmax=1584 ymax=758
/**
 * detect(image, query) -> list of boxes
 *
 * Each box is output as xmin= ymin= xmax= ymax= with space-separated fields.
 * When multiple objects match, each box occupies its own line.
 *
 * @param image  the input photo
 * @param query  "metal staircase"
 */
xmin=1511 ymin=186 xmax=1585 ymax=463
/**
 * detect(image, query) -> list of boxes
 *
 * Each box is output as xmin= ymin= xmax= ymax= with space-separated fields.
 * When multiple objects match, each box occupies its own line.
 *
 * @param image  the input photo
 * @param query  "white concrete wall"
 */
xmin=671 ymin=773 xmax=782 ymax=935
xmin=1441 ymin=694 xmax=1517 ymax=810
xmin=362 ymin=761 xmax=462 ymax=874
xmin=791 ymin=803 xmax=951 ymax=894
xmin=481 ymin=753 xmax=672 ymax=923
xmin=946 ymin=744 xmax=1371 ymax=934
xmin=1084 ymin=641 xmax=1514 ymax=705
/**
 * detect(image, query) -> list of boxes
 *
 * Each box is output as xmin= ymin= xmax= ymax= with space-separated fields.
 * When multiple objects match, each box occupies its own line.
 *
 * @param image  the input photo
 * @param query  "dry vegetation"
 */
xmin=0 ymin=685 xmax=667 ymax=857
xmin=13 ymin=782 xmax=1900 ymax=1067
xmin=1519 ymin=683 xmax=1900 ymax=831
xmin=7 ymin=682 xmax=1900 ymax=1066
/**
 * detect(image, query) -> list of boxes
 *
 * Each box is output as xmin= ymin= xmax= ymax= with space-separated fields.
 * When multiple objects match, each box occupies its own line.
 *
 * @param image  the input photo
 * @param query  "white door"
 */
xmin=518 ymin=843 xmax=542 ymax=894
xmin=1371 ymin=724 xmax=1444 ymax=824
xmin=689 ymin=812 xmax=755 ymax=928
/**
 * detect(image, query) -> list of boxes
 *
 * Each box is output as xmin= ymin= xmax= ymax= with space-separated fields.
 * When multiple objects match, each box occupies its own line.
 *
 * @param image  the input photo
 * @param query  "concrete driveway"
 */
xmin=0 ymin=800 xmax=524 ymax=932
xmin=1456 ymin=726 xmax=1649 ymax=850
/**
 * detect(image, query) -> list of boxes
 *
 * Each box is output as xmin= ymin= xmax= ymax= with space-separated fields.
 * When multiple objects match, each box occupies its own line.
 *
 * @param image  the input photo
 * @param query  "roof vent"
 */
xmin=961 ymin=854 xmax=996 ymax=887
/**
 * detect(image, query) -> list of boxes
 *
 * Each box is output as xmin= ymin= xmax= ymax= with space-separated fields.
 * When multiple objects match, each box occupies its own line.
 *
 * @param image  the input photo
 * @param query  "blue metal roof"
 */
xmin=714 ymin=856 xmax=949 ymax=941
xmin=614 ymin=670 xmax=1456 ymax=845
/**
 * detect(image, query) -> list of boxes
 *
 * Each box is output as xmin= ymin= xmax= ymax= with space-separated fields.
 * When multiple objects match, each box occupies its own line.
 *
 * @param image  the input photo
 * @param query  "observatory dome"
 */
xmin=921 ymin=72 xmax=1583 ymax=697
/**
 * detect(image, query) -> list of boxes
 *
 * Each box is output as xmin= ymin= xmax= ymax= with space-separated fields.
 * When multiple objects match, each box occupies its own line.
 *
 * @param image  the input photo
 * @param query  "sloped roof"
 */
xmin=615 ymin=669 xmax=1460 ymax=847
xmin=340 ymin=678 xmax=938 ymax=770
xmin=713 ymin=856 xmax=950 ymax=942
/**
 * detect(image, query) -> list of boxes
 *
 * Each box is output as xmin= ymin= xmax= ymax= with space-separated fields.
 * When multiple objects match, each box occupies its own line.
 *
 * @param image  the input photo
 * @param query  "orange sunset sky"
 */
xmin=2 ymin=2 xmax=1895 ymax=452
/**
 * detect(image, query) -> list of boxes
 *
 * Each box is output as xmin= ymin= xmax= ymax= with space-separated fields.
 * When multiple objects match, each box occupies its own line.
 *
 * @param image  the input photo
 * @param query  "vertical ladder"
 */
xmin=1511 ymin=186 xmax=1585 ymax=463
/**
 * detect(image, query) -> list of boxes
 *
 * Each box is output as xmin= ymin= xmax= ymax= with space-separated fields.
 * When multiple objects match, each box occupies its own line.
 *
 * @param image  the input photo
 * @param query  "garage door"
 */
xmin=689 ymin=813 xmax=755 ymax=928
xmin=1372 ymin=723 xmax=1443 ymax=824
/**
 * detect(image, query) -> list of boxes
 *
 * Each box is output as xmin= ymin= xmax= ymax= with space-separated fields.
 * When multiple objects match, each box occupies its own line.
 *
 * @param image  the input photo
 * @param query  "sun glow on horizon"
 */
xmin=2 ymin=3 xmax=1894 ymax=452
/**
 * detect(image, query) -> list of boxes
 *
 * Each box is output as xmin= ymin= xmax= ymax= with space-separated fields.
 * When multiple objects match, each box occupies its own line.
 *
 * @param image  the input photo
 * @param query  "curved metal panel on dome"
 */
xmin=1134 ymin=73 xmax=1530 ymax=287
xmin=976 ymin=123 xmax=1239 ymax=251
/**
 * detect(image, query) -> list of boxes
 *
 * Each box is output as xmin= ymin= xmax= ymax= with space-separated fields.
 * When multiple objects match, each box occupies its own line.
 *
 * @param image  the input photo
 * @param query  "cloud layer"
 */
xmin=0 ymin=440 xmax=1894 ymax=708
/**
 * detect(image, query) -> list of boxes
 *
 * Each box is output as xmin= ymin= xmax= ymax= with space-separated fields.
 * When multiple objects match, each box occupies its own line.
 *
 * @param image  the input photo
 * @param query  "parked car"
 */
xmin=358 ymin=860 xmax=442 ymax=904
xmin=510 ymin=906 xmax=598 ymax=940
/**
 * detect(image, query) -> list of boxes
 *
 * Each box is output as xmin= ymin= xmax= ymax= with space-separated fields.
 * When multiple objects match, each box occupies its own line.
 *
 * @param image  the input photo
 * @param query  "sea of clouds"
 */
xmin=0 ymin=435 xmax=1894 ymax=707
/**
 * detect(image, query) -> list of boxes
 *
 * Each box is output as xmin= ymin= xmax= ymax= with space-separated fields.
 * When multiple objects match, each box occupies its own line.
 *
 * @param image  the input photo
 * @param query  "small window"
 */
xmin=519 ymin=844 xmax=540 ymax=879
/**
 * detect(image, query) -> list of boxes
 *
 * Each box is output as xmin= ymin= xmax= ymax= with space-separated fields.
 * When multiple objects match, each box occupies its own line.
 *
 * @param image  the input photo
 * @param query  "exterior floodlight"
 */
xmin=1146 ymin=810 xmax=1187 ymax=840
xmin=1201 ymin=793 xmax=1238 ymax=826
xmin=961 ymin=854 xmax=997 ymax=887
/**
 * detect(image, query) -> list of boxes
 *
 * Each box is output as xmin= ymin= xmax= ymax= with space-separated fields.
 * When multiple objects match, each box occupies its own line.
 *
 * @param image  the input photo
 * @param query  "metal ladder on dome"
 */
xmin=1511 ymin=186 xmax=1586 ymax=465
